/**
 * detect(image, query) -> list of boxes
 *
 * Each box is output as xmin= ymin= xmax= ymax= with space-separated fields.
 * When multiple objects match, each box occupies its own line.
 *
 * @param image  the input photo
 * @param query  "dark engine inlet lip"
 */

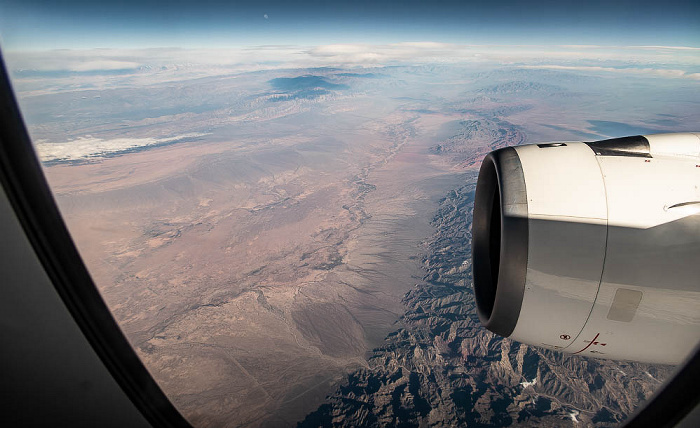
xmin=472 ymin=147 xmax=529 ymax=337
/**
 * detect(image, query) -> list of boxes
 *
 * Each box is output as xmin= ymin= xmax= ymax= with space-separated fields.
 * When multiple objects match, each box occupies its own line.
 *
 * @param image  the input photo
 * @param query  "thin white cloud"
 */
xmin=69 ymin=60 xmax=141 ymax=71
xmin=303 ymin=43 xmax=700 ymax=69
xmin=35 ymin=132 xmax=210 ymax=163
xmin=519 ymin=65 xmax=700 ymax=80
xmin=306 ymin=42 xmax=479 ymax=64
xmin=633 ymin=45 xmax=700 ymax=51
xmin=6 ymin=51 xmax=142 ymax=72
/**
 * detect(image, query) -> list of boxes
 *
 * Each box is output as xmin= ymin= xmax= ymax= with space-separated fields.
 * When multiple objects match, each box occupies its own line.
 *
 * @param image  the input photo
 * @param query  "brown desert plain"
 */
xmin=43 ymin=101 xmax=492 ymax=426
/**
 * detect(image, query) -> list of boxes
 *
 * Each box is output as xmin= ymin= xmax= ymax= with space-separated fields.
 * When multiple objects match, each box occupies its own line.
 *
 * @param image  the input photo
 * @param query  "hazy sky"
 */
xmin=1 ymin=0 xmax=699 ymax=50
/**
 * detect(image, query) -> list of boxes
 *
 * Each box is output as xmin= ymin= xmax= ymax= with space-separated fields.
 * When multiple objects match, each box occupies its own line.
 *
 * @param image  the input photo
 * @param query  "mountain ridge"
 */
xmin=299 ymin=179 xmax=672 ymax=427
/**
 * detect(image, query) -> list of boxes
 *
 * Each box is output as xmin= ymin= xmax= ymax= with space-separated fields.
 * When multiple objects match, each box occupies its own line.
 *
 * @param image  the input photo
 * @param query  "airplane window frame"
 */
xmin=0 ymin=51 xmax=192 ymax=428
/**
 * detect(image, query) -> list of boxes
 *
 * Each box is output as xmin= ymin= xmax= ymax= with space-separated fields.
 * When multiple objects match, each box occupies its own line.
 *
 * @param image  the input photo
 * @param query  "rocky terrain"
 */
xmin=430 ymin=118 xmax=525 ymax=167
xmin=300 ymin=178 xmax=673 ymax=427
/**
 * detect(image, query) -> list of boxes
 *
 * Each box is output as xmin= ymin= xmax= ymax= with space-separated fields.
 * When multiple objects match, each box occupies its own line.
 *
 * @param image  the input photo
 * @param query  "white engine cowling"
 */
xmin=472 ymin=133 xmax=700 ymax=365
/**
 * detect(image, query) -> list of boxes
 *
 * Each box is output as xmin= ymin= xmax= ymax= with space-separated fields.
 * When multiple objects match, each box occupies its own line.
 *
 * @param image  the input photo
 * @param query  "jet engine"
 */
xmin=472 ymin=133 xmax=700 ymax=364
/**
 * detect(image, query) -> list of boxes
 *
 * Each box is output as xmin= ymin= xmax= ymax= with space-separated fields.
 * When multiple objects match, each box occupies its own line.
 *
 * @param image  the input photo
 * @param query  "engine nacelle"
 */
xmin=472 ymin=133 xmax=700 ymax=364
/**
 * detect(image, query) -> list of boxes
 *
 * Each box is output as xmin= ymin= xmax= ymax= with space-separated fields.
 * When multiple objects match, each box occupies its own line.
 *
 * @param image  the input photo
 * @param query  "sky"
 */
xmin=0 ymin=0 xmax=699 ymax=50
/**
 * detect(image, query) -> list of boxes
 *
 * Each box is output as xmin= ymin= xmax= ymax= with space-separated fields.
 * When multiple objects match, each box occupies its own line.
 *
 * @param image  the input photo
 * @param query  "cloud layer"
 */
xmin=7 ymin=43 xmax=700 ymax=71
xmin=5 ymin=43 xmax=700 ymax=97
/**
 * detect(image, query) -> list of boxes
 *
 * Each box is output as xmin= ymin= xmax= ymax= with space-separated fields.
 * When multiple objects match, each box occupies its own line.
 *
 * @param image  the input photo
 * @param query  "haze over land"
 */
xmin=6 ymin=44 xmax=699 ymax=426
